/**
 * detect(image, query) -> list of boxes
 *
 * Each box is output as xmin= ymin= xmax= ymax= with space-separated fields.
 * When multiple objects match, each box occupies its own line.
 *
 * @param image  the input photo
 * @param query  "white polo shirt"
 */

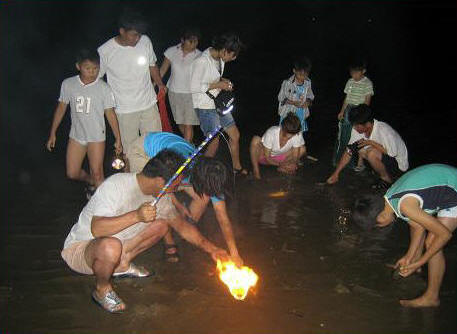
xmin=98 ymin=35 xmax=158 ymax=114
xmin=164 ymin=44 xmax=201 ymax=93
xmin=348 ymin=119 xmax=409 ymax=171
xmin=261 ymin=126 xmax=305 ymax=156
xmin=190 ymin=48 xmax=225 ymax=109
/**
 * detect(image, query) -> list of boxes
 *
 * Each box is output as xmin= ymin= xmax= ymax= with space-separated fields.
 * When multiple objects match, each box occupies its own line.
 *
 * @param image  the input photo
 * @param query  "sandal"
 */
xmin=113 ymin=263 xmax=153 ymax=278
xmin=92 ymin=290 xmax=126 ymax=313
xmin=164 ymin=244 xmax=180 ymax=263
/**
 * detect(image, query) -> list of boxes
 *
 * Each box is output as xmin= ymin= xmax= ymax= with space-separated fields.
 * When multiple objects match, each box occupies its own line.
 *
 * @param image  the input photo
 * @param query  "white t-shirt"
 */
xmin=348 ymin=119 xmax=409 ymax=171
xmin=98 ymin=35 xmax=157 ymax=114
xmin=164 ymin=44 xmax=202 ymax=93
xmin=63 ymin=173 xmax=177 ymax=249
xmin=190 ymin=48 xmax=225 ymax=109
xmin=59 ymin=76 xmax=115 ymax=142
xmin=261 ymin=126 xmax=305 ymax=156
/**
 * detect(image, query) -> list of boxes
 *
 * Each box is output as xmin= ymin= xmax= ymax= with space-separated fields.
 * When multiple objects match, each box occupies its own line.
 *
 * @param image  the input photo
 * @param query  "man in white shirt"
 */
xmin=98 ymin=10 xmax=167 ymax=156
xmin=250 ymin=113 xmax=306 ymax=179
xmin=61 ymin=150 xmax=229 ymax=313
xmin=326 ymin=104 xmax=408 ymax=188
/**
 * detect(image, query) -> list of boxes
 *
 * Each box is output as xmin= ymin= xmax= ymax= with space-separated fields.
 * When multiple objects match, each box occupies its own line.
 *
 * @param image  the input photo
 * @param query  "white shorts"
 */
xmin=168 ymin=91 xmax=199 ymax=125
xmin=438 ymin=205 xmax=457 ymax=219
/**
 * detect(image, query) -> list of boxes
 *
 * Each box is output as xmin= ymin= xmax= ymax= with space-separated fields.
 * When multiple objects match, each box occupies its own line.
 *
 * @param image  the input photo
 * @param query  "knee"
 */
xmin=66 ymin=169 xmax=80 ymax=180
xmin=366 ymin=148 xmax=381 ymax=162
xmin=96 ymin=237 xmax=123 ymax=263
xmin=155 ymin=221 xmax=169 ymax=238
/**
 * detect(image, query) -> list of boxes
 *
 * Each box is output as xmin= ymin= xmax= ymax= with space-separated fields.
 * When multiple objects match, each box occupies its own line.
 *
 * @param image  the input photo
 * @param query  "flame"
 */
xmin=268 ymin=191 xmax=288 ymax=198
xmin=217 ymin=260 xmax=258 ymax=300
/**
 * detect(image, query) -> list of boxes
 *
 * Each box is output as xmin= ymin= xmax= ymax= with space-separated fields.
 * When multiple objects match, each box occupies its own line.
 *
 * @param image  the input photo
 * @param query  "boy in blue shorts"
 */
xmin=127 ymin=132 xmax=243 ymax=266
xmin=353 ymin=164 xmax=457 ymax=307
xmin=46 ymin=49 xmax=122 ymax=197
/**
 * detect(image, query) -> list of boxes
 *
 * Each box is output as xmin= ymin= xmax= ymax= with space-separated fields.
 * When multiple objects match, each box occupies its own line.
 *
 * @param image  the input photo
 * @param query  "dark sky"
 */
xmin=1 ymin=0 xmax=456 ymax=179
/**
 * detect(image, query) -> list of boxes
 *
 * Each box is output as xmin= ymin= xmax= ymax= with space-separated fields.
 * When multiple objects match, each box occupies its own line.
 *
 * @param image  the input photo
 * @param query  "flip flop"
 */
xmin=113 ymin=263 xmax=153 ymax=278
xmin=92 ymin=290 xmax=126 ymax=313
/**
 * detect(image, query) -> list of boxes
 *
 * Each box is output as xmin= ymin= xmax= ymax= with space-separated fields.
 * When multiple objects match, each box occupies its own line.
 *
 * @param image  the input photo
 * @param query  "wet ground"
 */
xmin=2 ymin=120 xmax=457 ymax=333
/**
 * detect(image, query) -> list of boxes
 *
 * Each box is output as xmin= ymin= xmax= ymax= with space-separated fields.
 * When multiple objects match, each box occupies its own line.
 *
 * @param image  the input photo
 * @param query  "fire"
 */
xmin=268 ymin=191 xmax=288 ymax=198
xmin=216 ymin=260 xmax=258 ymax=300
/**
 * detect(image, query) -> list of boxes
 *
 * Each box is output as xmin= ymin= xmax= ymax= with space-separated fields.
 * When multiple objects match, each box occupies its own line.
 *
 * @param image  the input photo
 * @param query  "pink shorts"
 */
xmin=259 ymin=153 xmax=287 ymax=165
xmin=61 ymin=240 xmax=93 ymax=275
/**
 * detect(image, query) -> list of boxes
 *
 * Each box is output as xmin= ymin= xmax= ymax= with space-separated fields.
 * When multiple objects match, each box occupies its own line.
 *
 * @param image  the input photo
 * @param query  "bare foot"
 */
xmin=326 ymin=174 xmax=338 ymax=184
xmin=400 ymin=295 xmax=440 ymax=308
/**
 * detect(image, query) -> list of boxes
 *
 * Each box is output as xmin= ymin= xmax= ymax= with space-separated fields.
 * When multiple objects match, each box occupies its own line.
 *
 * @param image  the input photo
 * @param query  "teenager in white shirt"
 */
xmin=326 ymin=104 xmax=408 ymax=188
xmin=190 ymin=33 xmax=247 ymax=175
xmin=250 ymin=113 xmax=306 ymax=179
xmin=98 ymin=10 xmax=166 ymax=158
xmin=160 ymin=28 xmax=202 ymax=142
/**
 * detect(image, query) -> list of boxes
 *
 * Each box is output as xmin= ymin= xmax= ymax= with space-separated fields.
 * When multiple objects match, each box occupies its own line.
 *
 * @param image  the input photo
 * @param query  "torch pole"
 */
xmin=151 ymin=125 xmax=222 ymax=206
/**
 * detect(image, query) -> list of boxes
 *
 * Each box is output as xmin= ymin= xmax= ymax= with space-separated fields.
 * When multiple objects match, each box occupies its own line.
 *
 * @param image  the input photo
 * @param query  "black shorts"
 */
xmin=381 ymin=154 xmax=403 ymax=180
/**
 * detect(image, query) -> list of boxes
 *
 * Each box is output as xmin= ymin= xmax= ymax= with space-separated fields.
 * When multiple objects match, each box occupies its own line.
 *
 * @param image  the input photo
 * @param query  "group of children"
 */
xmin=45 ymin=25 xmax=456 ymax=311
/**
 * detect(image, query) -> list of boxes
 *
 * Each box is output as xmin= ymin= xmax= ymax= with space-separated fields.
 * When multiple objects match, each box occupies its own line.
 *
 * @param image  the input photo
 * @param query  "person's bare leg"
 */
xmin=182 ymin=124 xmax=194 ymax=143
xmin=400 ymin=217 xmax=456 ymax=307
xmin=66 ymin=138 xmax=91 ymax=183
xmin=178 ymin=124 xmax=186 ymax=138
xmin=249 ymin=136 xmax=264 ymax=179
xmin=85 ymin=237 xmax=123 ymax=308
xmin=162 ymin=229 xmax=179 ymax=262
xmin=115 ymin=220 xmax=169 ymax=271
xmin=225 ymin=125 xmax=244 ymax=171
xmin=204 ymin=137 xmax=219 ymax=157
xmin=365 ymin=148 xmax=392 ymax=183
xmin=87 ymin=141 xmax=106 ymax=187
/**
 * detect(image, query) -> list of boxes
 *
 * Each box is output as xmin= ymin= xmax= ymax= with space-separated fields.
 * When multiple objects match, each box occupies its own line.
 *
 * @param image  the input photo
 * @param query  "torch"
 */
xmin=150 ymin=125 xmax=223 ymax=207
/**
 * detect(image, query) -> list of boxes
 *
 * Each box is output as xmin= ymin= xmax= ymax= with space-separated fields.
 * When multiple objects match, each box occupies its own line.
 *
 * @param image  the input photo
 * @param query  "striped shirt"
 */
xmin=344 ymin=76 xmax=374 ymax=105
xmin=384 ymin=164 xmax=457 ymax=221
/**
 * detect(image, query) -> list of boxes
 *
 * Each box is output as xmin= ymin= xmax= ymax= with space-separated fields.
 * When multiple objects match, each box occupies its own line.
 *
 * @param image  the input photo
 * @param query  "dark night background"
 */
xmin=0 ymin=1 xmax=456 ymax=331
xmin=1 ymin=0 xmax=456 ymax=183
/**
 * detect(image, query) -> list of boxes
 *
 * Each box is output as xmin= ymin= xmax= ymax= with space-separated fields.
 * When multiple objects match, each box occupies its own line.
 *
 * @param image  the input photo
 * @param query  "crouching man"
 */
xmin=61 ymin=150 xmax=228 ymax=313
xmin=326 ymin=104 xmax=408 ymax=189
xmin=353 ymin=164 xmax=457 ymax=307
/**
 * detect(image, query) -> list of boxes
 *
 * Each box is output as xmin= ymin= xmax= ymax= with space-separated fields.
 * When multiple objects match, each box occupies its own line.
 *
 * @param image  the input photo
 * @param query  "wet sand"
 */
xmin=2 ymin=136 xmax=456 ymax=333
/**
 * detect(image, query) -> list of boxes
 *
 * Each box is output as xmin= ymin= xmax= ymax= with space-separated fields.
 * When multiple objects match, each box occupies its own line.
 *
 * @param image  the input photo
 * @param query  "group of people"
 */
xmin=45 ymin=10 xmax=456 ymax=313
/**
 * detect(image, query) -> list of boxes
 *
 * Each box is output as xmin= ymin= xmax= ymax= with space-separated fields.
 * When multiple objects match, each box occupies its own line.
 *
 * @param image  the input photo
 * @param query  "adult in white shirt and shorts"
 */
xmin=160 ymin=28 xmax=202 ymax=143
xmin=98 ymin=10 xmax=167 ymax=161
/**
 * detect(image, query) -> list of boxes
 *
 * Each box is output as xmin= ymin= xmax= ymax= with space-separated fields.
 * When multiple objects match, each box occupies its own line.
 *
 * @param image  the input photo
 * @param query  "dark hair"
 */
xmin=349 ymin=58 xmax=367 ymax=72
xmin=348 ymin=104 xmax=374 ymax=125
xmin=190 ymin=157 xmax=232 ymax=199
xmin=293 ymin=57 xmax=312 ymax=73
xmin=141 ymin=150 xmax=184 ymax=181
xmin=76 ymin=49 xmax=100 ymax=65
xmin=211 ymin=33 xmax=243 ymax=57
xmin=118 ymin=9 xmax=148 ymax=34
xmin=281 ymin=113 xmax=301 ymax=134
xmin=181 ymin=27 xmax=201 ymax=42
xmin=352 ymin=194 xmax=385 ymax=231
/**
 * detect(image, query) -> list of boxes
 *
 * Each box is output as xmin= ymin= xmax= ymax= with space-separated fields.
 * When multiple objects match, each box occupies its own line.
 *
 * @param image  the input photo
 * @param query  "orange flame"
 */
xmin=216 ymin=260 xmax=258 ymax=300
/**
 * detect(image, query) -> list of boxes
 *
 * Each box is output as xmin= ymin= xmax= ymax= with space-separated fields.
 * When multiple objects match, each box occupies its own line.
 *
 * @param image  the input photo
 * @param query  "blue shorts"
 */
xmin=196 ymin=108 xmax=235 ymax=136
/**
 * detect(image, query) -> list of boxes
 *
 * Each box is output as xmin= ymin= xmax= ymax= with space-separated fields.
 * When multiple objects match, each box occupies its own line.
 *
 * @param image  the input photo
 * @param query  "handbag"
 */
xmin=206 ymin=89 xmax=235 ymax=115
